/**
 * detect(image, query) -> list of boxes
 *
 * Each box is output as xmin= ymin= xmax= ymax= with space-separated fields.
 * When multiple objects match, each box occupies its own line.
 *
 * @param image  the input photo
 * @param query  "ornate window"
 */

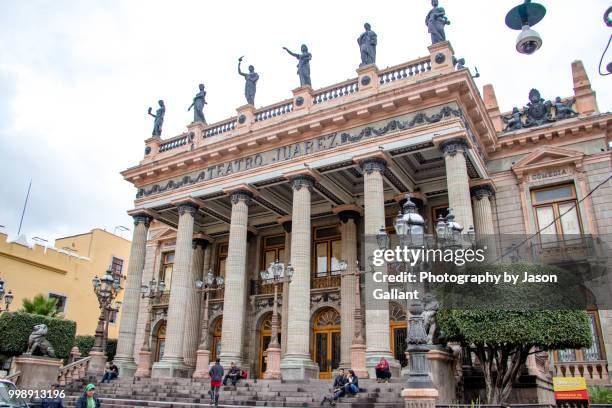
xmin=582 ymin=312 xmax=604 ymax=361
xmin=531 ymin=183 xmax=582 ymax=245
xmin=312 ymin=225 xmax=342 ymax=278
xmin=159 ymin=252 xmax=174 ymax=288
xmin=110 ymin=256 xmax=124 ymax=278
xmin=261 ymin=234 xmax=285 ymax=271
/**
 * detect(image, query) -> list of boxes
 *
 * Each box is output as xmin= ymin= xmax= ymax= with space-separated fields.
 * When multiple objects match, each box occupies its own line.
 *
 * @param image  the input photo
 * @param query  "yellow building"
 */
xmin=0 ymin=228 xmax=131 ymax=337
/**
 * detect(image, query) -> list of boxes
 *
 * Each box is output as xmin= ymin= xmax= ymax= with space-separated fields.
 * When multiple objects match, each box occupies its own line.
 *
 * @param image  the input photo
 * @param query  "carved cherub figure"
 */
xmin=503 ymin=107 xmax=523 ymax=131
xmin=554 ymin=97 xmax=578 ymax=120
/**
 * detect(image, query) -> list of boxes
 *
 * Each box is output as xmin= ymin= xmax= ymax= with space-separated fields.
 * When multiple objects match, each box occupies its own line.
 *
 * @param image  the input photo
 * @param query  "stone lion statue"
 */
xmin=25 ymin=324 xmax=56 ymax=358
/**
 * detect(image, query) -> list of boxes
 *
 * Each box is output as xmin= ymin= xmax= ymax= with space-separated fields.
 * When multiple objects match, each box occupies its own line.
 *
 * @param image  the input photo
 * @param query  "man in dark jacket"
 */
xmin=222 ymin=362 xmax=242 ymax=386
xmin=321 ymin=368 xmax=347 ymax=406
xmin=75 ymin=384 xmax=100 ymax=408
xmin=208 ymin=358 xmax=224 ymax=407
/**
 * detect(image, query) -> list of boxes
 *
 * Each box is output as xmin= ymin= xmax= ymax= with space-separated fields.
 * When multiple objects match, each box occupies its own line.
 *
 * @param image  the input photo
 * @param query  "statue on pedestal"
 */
xmin=238 ymin=56 xmax=259 ymax=106
xmin=503 ymin=107 xmax=523 ymax=131
xmin=554 ymin=97 xmax=578 ymax=120
xmin=426 ymin=0 xmax=450 ymax=45
xmin=188 ymin=84 xmax=207 ymax=125
xmin=357 ymin=23 xmax=377 ymax=67
xmin=147 ymin=100 xmax=165 ymax=137
xmin=25 ymin=324 xmax=56 ymax=358
xmin=283 ymin=44 xmax=312 ymax=87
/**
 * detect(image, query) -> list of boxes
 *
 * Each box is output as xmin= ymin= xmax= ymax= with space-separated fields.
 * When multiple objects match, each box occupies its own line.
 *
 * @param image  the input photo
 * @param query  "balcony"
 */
xmin=312 ymin=274 xmax=341 ymax=290
xmin=553 ymin=360 xmax=609 ymax=385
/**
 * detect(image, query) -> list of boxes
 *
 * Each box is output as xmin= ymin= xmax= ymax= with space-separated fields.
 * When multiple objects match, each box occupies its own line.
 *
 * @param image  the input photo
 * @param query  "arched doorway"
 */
xmin=389 ymin=302 xmax=407 ymax=367
xmin=259 ymin=313 xmax=272 ymax=378
xmin=210 ymin=317 xmax=223 ymax=363
xmin=313 ymin=307 xmax=341 ymax=379
xmin=153 ymin=321 xmax=166 ymax=362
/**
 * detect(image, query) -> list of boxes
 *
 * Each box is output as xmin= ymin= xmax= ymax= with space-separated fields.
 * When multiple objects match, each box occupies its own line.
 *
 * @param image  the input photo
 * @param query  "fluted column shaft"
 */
xmin=472 ymin=186 xmax=496 ymax=259
xmin=281 ymin=226 xmax=291 ymax=356
xmin=153 ymin=203 xmax=197 ymax=377
xmin=280 ymin=176 xmax=319 ymax=380
xmin=219 ymin=192 xmax=250 ymax=367
xmin=115 ymin=214 xmax=151 ymax=376
xmin=361 ymin=158 xmax=394 ymax=370
xmin=339 ymin=213 xmax=359 ymax=368
xmin=441 ymin=139 xmax=474 ymax=230
xmin=183 ymin=240 xmax=206 ymax=367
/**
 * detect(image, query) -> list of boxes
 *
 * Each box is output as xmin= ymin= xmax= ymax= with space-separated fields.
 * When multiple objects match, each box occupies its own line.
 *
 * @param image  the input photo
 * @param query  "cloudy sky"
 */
xmin=0 ymin=0 xmax=610 ymax=245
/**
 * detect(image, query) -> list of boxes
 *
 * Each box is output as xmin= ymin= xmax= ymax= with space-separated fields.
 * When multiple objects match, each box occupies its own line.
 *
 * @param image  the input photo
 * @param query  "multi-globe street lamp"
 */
xmin=194 ymin=269 xmax=225 ymax=363
xmin=0 ymin=276 xmax=14 ymax=312
xmin=259 ymin=260 xmax=293 ymax=379
xmin=91 ymin=267 xmax=123 ymax=353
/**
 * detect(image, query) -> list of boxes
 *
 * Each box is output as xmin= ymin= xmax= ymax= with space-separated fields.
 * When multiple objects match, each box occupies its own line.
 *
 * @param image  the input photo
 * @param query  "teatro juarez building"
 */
xmin=114 ymin=36 xmax=611 ymax=388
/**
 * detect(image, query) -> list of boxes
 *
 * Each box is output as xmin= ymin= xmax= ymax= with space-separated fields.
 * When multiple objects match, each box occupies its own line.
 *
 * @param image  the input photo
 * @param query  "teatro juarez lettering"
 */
xmin=137 ymin=104 xmax=462 ymax=198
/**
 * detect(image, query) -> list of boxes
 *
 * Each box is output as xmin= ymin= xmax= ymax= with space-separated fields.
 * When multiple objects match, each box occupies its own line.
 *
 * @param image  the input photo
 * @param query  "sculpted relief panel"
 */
xmin=136 ymin=103 xmax=462 ymax=199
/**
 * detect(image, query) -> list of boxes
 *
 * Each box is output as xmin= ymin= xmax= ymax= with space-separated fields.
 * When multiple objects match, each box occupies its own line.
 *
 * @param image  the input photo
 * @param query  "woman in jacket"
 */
xmin=75 ymin=384 xmax=100 ymax=408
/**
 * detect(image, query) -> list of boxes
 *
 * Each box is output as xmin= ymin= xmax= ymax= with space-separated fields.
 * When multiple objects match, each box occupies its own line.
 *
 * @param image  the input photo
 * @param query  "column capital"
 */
xmin=360 ymin=157 xmax=387 ymax=175
xmin=470 ymin=184 xmax=495 ymax=200
xmin=230 ymin=190 xmax=253 ymax=205
xmin=192 ymin=238 xmax=210 ymax=250
xmin=290 ymin=175 xmax=315 ymax=191
xmin=333 ymin=204 xmax=363 ymax=224
xmin=439 ymin=138 xmax=469 ymax=157
xmin=177 ymin=203 xmax=199 ymax=216
xmin=277 ymin=216 xmax=292 ymax=233
xmin=131 ymin=213 xmax=153 ymax=228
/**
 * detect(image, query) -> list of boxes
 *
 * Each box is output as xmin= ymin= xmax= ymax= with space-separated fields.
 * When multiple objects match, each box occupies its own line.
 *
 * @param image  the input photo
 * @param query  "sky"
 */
xmin=0 ymin=0 xmax=610 ymax=245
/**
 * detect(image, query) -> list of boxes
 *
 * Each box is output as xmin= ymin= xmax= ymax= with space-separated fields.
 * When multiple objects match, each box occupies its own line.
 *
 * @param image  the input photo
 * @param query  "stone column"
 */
xmin=152 ymin=202 xmax=198 ymax=378
xmin=281 ymin=221 xmax=292 ymax=357
xmin=338 ymin=211 xmax=359 ymax=369
xmin=471 ymin=185 xmax=497 ymax=259
xmin=280 ymin=175 xmax=319 ymax=380
xmin=115 ymin=214 xmax=152 ymax=377
xmin=361 ymin=157 xmax=399 ymax=377
xmin=441 ymin=139 xmax=474 ymax=231
xmin=219 ymin=191 xmax=251 ymax=367
xmin=182 ymin=239 xmax=206 ymax=369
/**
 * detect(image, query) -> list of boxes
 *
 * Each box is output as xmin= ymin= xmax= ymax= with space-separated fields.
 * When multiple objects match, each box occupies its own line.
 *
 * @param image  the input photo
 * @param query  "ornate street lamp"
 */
xmin=0 ymin=277 xmax=14 ymax=312
xmin=192 ymin=269 xmax=225 ymax=379
xmin=260 ymin=260 xmax=293 ymax=379
xmin=436 ymin=209 xmax=463 ymax=247
xmin=394 ymin=194 xmax=425 ymax=248
xmin=91 ymin=266 xmax=123 ymax=354
xmin=135 ymin=278 xmax=166 ymax=377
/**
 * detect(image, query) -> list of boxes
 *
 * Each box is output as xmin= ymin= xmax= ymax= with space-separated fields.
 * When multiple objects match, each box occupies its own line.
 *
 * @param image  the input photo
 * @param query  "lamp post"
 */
xmin=0 ymin=277 xmax=14 ymax=312
xmin=260 ymin=260 xmax=293 ymax=379
xmin=134 ymin=278 xmax=166 ymax=377
xmin=192 ymin=269 xmax=225 ymax=379
xmin=89 ymin=266 xmax=122 ymax=375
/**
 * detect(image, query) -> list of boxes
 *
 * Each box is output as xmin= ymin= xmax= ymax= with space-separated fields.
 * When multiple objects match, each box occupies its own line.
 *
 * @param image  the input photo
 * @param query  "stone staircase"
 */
xmin=61 ymin=377 xmax=408 ymax=408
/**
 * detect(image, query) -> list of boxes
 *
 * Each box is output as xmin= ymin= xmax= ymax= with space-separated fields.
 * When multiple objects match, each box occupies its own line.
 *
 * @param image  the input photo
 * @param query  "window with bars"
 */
xmin=110 ymin=257 xmax=124 ymax=278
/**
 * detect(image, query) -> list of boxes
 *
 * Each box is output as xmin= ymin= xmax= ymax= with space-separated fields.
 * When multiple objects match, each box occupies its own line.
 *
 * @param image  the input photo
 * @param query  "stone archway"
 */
xmin=151 ymin=320 xmax=166 ymax=363
xmin=389 ymin=301 xmax=407 ymax=367
xmin=311 ymin=307 xmax=341 ymax=379
xmin=209 ymin=316 xmax=223 ymax=363
xmin=257 ymin=312 xmax=273 ymax=379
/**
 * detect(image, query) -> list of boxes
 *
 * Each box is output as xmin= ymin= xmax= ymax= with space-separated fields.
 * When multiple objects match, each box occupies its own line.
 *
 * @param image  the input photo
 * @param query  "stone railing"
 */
xmin=204 ymin=117 xmax=237 ymax=138
xmin=152 ymin=291 xmax=170 ymax=307
xmin=57 ymin=356 xmax=91 ymax=386
xmin=379 ymin=56 xmax=432 ymax=86
xmin=553 ymin=360 xmax=609 ymax=385
xmin=313 ymin=79 xmax=359 ymax=105
xmin=158 ymin=132 xmax=192 ymax=153
xmin=255 ymin=99 xmax=293 ymax=122
xmin=312 ymin=274 xmax=341 ymax=289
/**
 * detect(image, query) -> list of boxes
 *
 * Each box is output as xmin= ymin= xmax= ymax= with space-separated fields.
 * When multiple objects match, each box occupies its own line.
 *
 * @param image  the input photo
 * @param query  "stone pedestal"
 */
xmin=350 ymin=343 xmax=368 ymax=379
xmin=279 ymin=356 xmax=320 ymax=380
xmin=14 ymin=356 xmax=62 ymax=390
xmin=134 ymin=350 xmax=152 ymax=378
xmin=263 ymin=347 xmax=281 ymax=380
xmin=192 ymin=349 xmax=211 ymax=379
xmin=87 ymin=351 xmax=108 ymax=376
xmin=401 ymin=388 xmax=439 ymax=408
xmin=426 ymin=348 xmax=456 ymax=404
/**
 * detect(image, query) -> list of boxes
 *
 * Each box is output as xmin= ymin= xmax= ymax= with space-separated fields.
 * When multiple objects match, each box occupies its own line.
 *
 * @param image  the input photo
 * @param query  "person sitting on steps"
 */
xmin=375 ymin=357 xmax=391 ymax=383
xmin=321 ymin=368 xmax=347 ymax=406
xmin=222 ymin=361 xmax=242 ymax=386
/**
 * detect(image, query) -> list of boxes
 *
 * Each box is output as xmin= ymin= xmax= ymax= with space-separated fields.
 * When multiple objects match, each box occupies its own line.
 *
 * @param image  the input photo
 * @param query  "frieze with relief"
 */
xmin=136 ymin=104 xmax=462 ymax=198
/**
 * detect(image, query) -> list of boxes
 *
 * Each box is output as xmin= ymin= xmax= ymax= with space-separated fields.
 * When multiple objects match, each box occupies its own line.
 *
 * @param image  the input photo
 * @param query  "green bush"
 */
xmin=589 ymin=386 xmax=612 ymax=404
xmin=74 ymin=335 xmax=118 ymax=361
xmin=0 ymin=312 xmax=76 ymax=360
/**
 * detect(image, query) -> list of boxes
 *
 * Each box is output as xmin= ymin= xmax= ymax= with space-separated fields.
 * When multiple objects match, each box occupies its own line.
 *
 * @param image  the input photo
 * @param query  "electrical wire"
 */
xmin=495 ymin=173 xmax=612 ymax=262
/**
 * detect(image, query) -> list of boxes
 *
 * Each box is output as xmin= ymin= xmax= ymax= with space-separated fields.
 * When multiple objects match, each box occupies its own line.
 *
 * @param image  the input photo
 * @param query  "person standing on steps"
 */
xmin=208 ymin=358 xmax=224 ymax=407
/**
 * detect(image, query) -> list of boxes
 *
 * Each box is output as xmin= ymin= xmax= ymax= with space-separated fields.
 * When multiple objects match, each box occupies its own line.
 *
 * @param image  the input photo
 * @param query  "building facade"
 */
xmin=0 ymin=228 xmax=131 ymax=337
xmin=116 ymin=41 xmax=611 ymax=384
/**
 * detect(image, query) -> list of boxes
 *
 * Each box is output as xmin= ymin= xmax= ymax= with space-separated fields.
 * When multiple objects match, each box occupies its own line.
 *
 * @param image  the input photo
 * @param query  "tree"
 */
xmin=436 ymin=264 xmax=592 ymax=405
xmin=21 ymin=294 xmax=62 ymax=318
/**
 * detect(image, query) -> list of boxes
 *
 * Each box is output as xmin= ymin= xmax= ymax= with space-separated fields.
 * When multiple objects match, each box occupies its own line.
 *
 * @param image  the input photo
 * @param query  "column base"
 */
xmin=86 ymin=351 xmax=108 ymax=377
xmin=280 ymin=354 xmax=320 ymax=380
xmin=350 ymin=343 xmax=368 ymax=379
xmin=113 ymin=355 xmax=137 ymax=378
xmin=193 ymin=349 xmax=211 ymax=379
xmin=151 ymin=358 xmax=190 ymax=378
xmin=401 ymin=387 xmax=439 ymax=408
xmin=366 ymin=351 xmax=400 ymax=379
xmin=134 ymin=350 xmax=152 ymax=378
xmin=263 ymin=347 xmax=282 ymax=380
